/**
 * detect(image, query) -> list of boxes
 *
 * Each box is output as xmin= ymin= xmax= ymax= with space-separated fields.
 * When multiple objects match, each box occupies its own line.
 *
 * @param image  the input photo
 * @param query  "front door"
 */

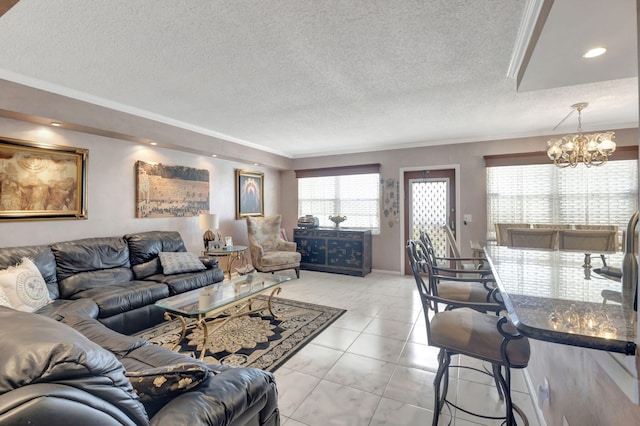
xmin=403 ymin=169 xmax=456 ymax=274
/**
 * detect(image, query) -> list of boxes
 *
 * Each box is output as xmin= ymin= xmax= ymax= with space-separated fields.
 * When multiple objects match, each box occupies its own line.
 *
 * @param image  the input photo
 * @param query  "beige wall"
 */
xmin=0 ymin=117 xmax=283 ymax=253
xmin=284 ymin=128 xmax=639 ymax=273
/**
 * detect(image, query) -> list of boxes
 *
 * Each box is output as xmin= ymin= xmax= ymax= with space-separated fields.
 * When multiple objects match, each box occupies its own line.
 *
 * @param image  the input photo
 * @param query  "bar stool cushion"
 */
xmin=430 ymin=308 xmax=530 ymax=367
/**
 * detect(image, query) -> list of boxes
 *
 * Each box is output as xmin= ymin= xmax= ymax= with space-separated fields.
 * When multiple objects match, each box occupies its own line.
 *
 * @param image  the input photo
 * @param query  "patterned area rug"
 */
xmin=134 ymin=296 xmax=346 ymax=372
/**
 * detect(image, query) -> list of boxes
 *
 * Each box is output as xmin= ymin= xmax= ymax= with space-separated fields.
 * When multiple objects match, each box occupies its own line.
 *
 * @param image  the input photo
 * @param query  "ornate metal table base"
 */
xmin=163 ymin=286 xmax=282 ymax=360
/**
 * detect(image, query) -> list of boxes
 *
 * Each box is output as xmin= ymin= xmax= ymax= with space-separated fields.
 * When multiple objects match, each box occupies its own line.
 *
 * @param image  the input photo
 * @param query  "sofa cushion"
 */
xmin=0 ymin=306 xmax=149 ymax=425
xmin=0 ymin=245 xmax=59 ymax=299
xmin=52 ymin=237 xmax=131 ymax=280
xmin=0 ymin=257 xmax=52 ymax=312
xmin=125 ymin=231 xmax=187 ymax=266
xmin=158 ymin=252 xmax=205 ymax=275
xmin=36 ymin=298 xmax=100 ymax=320
xmin=71 ymin=280 xmax=169 ymax=319
xmin=61 ymin=315 xmax=148 ymax=358
xmin=58 ymin=268 xmax=136 ymax=298
xmin=146 ymin=268 xmax=224 ymax=295
xmin=125 ymin=363 xmax=210 ymax=402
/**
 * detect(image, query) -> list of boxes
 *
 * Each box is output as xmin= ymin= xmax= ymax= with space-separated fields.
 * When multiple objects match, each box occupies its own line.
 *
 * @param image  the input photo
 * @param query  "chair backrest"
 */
xmin=495 ymin=223 xmax=530 ymax=246
xmin=246 ymin=215 xmax=283 ymax=251
xmin=532 ymin=224 xmax=572 ymax=230
xmin=419 ymin=231 xmax=439 ymax=266
xmin=558 ymin=229 xmax=618 ymax=252
xmin=443 ymin=225 xmax=462 ymax=264
xmin=507 ymin=228 xmax=558 ymax=249
xmin=406 ymin=240 xmax=437 ymax=340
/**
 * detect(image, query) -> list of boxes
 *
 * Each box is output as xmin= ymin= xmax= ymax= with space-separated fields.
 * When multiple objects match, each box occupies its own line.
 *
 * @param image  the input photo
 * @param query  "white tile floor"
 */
xmin=273 ymin=270 xmax=542 ymax=426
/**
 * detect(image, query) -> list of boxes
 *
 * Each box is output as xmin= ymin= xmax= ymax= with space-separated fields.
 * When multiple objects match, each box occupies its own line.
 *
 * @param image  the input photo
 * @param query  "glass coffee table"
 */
xmin=155 ymin=272 xmax=292 ymax=359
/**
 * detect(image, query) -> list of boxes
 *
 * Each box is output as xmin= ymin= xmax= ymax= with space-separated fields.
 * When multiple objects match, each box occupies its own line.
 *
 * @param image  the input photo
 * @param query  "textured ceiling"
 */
xmin=0 ymin=0 xmax=637 ymax=158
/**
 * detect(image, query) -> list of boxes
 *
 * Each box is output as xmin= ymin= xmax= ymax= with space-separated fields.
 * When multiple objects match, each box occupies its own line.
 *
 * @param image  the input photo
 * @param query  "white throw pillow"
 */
xmin=0 ymin=257 xmax=52 ymax=312
xmin=0 ymin=287 xmax=13 ymax=308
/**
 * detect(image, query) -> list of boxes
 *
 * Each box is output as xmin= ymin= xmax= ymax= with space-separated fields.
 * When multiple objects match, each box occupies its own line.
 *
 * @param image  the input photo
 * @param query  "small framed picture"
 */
xmin=225 ymin=236 xmax=234 ymax=247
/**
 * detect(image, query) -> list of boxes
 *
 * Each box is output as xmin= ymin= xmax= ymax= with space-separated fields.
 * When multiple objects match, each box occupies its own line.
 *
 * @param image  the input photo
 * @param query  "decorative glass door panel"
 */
xmin=403 ymin=169 xmax=456 ymax=274
xmin=409 ymin=178 xmax=449 ymax=262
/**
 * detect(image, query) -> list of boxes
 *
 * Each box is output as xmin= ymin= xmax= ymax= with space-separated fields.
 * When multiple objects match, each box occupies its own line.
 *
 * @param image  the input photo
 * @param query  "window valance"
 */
xmin=294 ymin=163 xmax=380 ymax=178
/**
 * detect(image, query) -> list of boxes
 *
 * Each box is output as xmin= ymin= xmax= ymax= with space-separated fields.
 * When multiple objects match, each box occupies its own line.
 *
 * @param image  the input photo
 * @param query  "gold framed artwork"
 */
xmin=0 ymin=137 xmax=88 ymax=221
xmin=235 ymin=169 xmax=264 ymax=219
xmin=136 ymin=160 xmax=210 ymax=218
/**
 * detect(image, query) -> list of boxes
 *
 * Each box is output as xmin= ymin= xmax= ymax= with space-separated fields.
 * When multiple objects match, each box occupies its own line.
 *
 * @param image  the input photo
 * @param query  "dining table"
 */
xmin=484 ymin=245 xmax=637 ymax=355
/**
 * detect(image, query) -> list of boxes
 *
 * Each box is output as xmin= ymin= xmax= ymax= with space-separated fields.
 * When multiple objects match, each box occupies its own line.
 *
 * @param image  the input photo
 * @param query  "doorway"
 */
xmin=403 ymin=169 xmax=456 ymax=274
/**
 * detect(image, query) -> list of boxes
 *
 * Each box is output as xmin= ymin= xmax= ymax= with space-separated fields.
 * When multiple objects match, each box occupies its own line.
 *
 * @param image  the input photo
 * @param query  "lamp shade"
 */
xmin=199 ymin=213 xmax=218 ymax=230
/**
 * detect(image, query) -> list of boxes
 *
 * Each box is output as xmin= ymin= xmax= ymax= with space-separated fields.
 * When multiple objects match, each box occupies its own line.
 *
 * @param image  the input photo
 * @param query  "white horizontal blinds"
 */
xmin=486 ymin=160 xmax=638 ymax=241
xmin=298 ymin=173 xmax=380 ymax=230
xmin=296 ymin=164 xmax=381 ymax=231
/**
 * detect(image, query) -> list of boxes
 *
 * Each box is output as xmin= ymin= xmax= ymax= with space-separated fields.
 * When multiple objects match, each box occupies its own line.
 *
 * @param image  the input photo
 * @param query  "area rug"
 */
xmin=134 ymin=296 xmax=346 ymax=372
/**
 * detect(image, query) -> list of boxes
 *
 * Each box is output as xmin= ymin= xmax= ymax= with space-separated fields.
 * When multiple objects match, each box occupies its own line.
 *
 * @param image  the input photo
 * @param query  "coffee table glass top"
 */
xmin=155 ymin=272 xmax=291 ymax=316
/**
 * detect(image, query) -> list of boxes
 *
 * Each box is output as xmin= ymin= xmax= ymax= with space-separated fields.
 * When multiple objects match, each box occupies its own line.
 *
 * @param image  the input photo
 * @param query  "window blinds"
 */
xmin=298 ymin=173 xmax=380 ymax=231
xmin=486 ymin=160 xmax=638 ymax=240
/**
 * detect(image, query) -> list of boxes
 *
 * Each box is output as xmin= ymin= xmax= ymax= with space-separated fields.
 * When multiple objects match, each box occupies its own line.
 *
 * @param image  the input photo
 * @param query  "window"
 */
xmin=486 ymin=160 xmax=638 ymax=240
xmin=297 ymin=173 xmax=380 ymax=232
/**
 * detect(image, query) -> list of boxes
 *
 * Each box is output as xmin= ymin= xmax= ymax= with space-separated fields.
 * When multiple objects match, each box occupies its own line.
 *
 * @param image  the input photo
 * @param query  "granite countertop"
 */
xmin=485 ymin=246 xmax=637 ymax=355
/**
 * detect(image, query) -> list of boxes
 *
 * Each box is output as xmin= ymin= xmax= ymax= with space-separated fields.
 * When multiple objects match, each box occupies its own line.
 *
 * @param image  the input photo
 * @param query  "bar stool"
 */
xmin=407 ymin=240 xmax=530 ymax=425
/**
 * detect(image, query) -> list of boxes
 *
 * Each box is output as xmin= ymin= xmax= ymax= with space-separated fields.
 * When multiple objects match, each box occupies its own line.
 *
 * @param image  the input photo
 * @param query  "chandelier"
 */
xmin=546 ymin=103 xmax=616 ymax=168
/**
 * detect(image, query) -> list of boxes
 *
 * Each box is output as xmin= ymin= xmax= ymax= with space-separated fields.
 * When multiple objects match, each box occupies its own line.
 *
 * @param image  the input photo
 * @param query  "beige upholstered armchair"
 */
xmin=246 ymin=215 xmax=301 ymax=278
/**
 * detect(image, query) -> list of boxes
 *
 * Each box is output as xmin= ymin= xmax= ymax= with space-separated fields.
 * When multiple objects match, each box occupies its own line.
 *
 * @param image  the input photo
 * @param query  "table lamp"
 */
xmin=199 ymin=213 xmax=220 ymax=250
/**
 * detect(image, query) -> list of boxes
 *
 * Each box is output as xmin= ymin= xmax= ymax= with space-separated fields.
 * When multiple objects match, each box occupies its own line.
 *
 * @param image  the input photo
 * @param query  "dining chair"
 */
xmin=495 ymin=223 xmax=530 ymax=246
xmin=507 ymin=228 xmax=558 ymax=250
xmin=443 ymin=225 xmax=486 ymax=271
xmin=531 ymin=223 xmax=572 ymax=229
xmin=420 ymin=230 xmax=488 ymax=275
xmin=558 ymin=229 xmax=618 ymax=268
xmin=407 ymin=241 xmax=530 ymax=426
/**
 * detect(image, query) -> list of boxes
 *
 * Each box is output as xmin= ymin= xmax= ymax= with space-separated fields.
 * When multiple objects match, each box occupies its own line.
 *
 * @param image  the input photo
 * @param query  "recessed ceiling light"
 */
xmin=583 ymin=47 xmax=607 ymax=58
xmin=50 ymin=122 xmax=62 ymax=127
xmin=150 ymin=142 xmax=158 ymax=146
xmin=253 ymin=163 xmax=259 ymax=166
xmin=211 ymin=154 xmax=218 ymax=157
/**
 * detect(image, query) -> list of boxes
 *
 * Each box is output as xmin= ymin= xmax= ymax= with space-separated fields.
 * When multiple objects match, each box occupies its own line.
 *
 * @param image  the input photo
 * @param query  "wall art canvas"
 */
xmin=235 ymin=169 xmax=264 ymax=219
xmin=0 ymin=137 xmax=88 ymax=221
xmin=136 ymin=160 xmax=209 ymax=218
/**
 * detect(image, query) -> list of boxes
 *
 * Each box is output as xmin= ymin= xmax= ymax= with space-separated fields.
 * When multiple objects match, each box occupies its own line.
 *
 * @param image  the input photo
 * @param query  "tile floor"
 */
xmin=273 ymin=270 xmax=542 ymax=426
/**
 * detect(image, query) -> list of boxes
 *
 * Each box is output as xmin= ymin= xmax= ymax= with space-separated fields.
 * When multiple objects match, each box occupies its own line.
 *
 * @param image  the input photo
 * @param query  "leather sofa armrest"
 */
xmin=198 ymin=256 xmax=219 ymax=269
xmin=0 ymin=383 xmax=146 ymax=426
xmin=149 ymin=367 xmax=278 ymax=426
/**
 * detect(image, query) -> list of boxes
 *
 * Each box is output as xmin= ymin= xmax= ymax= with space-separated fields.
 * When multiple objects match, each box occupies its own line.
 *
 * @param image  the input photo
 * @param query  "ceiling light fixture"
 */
xmin=50 ymin=122 xmax=62 ymax=127
xmin=150 ymin=142 xmax=158 ymax=146
xmin=546 ymin=103 xmax=616 ymax=168
xmin=583 ymin=47 xmax=607 ymax=58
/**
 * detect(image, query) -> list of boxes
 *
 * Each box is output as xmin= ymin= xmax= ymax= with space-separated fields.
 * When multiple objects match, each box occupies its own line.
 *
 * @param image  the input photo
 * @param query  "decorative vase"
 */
xmin=329 ymin=215 xmax=347 ymax=227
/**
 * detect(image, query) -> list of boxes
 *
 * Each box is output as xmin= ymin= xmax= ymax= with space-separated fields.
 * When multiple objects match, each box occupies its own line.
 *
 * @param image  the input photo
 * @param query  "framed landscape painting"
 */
xmin=0 ymin=137 xmax=88 ymax=221
xmin=235 ymin=169 xmax=264 ymax=219
xmin=136 ymin=160 xmax=210 ymax=218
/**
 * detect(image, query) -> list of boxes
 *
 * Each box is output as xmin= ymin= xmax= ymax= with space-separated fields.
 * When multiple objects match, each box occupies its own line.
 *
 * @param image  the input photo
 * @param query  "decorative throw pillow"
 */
xmin=0 ymin=287 xmax=13 ymax=308
xmin=0 ymin=257 xmax=52 ymax=312
xmin=158 ymin=252 xmax=206 ymax=275
xmin=125 ymin=363 xmax=209 ymax=401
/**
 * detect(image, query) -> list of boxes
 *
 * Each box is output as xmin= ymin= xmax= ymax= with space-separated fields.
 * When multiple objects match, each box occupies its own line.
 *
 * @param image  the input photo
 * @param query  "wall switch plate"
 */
xmin=463 ymin=214 xmax=472 ymax=223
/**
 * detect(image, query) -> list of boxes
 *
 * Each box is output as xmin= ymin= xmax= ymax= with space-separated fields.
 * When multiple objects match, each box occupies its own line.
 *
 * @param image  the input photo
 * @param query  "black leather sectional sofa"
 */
xmin=0 ymin=230 xmax=280 ymax=426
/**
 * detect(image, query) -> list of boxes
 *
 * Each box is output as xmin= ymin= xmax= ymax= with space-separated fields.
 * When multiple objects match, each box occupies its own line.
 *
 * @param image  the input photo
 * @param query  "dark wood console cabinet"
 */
xmin=293 ymin=228 xmax=372 ymax=277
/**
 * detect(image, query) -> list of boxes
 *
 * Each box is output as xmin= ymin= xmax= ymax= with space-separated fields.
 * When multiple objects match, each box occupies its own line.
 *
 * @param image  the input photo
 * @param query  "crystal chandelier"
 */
xmin=546 ymin=103 xmax=616 ymax=168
